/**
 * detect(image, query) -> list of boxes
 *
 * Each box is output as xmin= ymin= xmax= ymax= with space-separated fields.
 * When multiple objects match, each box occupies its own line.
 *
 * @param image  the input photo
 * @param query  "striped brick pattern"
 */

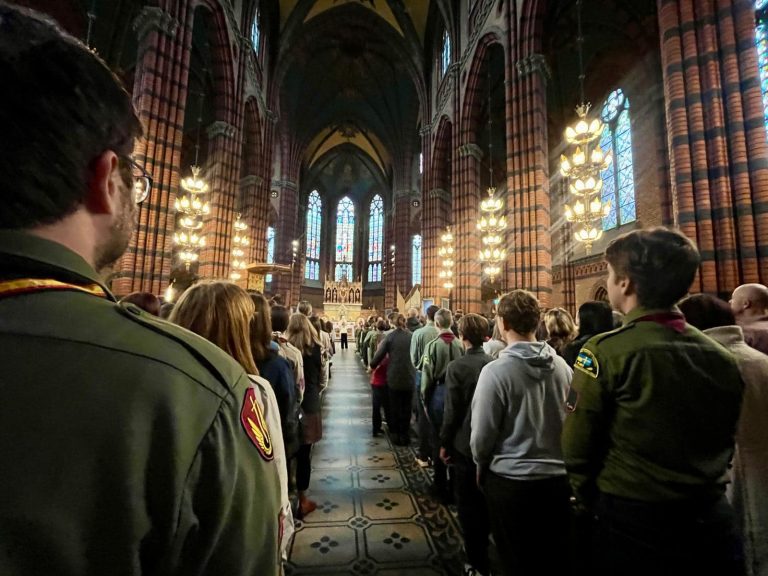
xmin=508 ymin=3 xmax=552 ymax=306
xmin=659 ymin=0 xmax=768 ymax=292
xmin=424 ymin=118 xmax=453 ymax=305
xmin=394 ymin=194 xmax=411 ymax=296
xmin=114 ymin=3 xmax=193 ymax=296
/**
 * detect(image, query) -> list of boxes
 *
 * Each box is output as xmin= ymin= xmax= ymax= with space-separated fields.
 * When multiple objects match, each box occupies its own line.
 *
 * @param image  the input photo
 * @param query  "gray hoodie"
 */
xmin=470 ymin=341 xmax=572 ymax=480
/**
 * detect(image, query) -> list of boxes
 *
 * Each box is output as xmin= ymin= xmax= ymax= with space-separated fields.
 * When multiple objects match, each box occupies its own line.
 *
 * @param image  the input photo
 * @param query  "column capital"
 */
xmin=272 ymin=179 xmax=297 ymax=191
xmin=516 ymin=53 xmax=551 ymax=83
xmin=458 ymin=143 xmax=484 ymax=160
xmin=240 ymin=175 xmax=263 ymax=188
xmin=133 ymin=7 xmax=179 ymax=43
xmin=207 ymin=121 xmax=237 ymax=140
xmin=428 ymin=188 xmax=451 ymax=202
xmin=266 ymin=110 xmax=279 ymax=124
xmin=419 ymin=123 xmax=433 ymax=137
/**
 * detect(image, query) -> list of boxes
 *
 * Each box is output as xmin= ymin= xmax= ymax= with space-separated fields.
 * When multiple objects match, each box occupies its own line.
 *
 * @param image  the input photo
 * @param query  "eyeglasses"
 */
xmin=124 ymin=157 xmax=153 ymax=204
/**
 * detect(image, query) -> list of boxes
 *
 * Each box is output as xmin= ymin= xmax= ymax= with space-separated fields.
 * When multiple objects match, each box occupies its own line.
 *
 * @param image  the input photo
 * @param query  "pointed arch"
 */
xmin=305 ymin=190 xmax=322 ymax=280
xmin=334 ymin=196 xmax=355 ymax=281
xmin=368 ymin=194 xmax=384 ymax=281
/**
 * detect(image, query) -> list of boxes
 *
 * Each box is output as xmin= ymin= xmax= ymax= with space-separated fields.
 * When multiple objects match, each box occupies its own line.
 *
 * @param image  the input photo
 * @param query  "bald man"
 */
xmin=731 ymin=283 xmax=768 ymax=355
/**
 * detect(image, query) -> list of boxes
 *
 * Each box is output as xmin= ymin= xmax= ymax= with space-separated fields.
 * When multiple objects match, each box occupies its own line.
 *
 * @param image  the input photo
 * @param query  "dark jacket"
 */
xmin=257 ymin=347 xmax=300 ymax=457
xmin=440 ymin=346 xmax=493 ymax=458
xmin=0 ymin=231 xmax=281 ymax=576
xmin=301 ymin=343 xmax=323 ymax=414
xmin=370 ymin=327 xmax=415 ymax=391
xmin=406 ymin=317 xmax=422 ymax=333
xmin=562 ymin=333 xmax=591 ymax=367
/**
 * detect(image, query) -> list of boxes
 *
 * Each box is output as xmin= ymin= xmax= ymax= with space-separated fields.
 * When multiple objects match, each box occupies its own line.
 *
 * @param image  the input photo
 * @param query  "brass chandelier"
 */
xmin=230 ymin=214 xmax=249 ymax=281
xmin=438 ymin=226 xmax=454 ymax=290
xmin=559 ymin=0 xmax=611 ymax=253
xmin=477 ymin=69 xmax=506 ymax=282
xmin=174 ymin=91 xmax=210 ymax=268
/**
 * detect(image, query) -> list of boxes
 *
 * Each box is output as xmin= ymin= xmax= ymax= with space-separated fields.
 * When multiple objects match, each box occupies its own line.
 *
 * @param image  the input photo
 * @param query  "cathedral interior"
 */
xmin=17 ymin=0 xmax=768 ymax=314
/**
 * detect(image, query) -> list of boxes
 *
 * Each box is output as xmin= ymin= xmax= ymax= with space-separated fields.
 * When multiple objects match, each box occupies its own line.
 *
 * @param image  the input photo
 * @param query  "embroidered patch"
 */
xmin=575 ymin=348 xmax=599 ymax=379
xmin=240 ymin=388 xmax=274 ymax=461
xmin=566 ymin=386 xmax=579 ymax=413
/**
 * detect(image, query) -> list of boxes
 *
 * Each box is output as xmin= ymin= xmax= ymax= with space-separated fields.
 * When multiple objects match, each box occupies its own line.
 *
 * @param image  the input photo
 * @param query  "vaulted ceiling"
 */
xmin=275 ymin=0 xmax=431 ymax=187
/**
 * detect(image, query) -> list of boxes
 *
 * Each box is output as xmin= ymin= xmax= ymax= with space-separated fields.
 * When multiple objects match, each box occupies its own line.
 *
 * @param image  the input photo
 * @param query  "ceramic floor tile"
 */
xmin=286 ymin=347 xmax=465 ymax=576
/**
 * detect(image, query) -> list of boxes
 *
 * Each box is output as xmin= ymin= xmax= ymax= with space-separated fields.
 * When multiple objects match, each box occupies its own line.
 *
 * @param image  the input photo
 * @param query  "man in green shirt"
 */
xmin=562 ymin=227 xmax=744 ymax=575
xmin=410 ymin=304 xmax=440 ymax=465
xmin=0 ymin=5 xmax=281 ymax=575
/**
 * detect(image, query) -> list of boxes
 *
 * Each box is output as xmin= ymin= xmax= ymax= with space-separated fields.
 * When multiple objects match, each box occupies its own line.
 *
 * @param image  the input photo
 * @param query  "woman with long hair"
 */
xmin=250 ymin=292 xmax=300 ymax=461
xmin=483 ymin=320 xmax=507 ymax=359
xmin=169 ymin=281 xmax=294 ymax=562
xmin=286 ymin=313 xmax=323 ymax=518
xmin=543 ymin=307 xmax=577 ymax=356
xmin=309 ymin=315 xmax=331 ymax=389
xmin=562 ymin=301 xmax=614 ymax=367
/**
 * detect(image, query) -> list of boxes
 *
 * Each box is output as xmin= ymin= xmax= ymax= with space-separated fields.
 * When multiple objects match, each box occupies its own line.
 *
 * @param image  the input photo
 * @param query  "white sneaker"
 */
xmin=415 ymin=457 xmax=432 ymax=468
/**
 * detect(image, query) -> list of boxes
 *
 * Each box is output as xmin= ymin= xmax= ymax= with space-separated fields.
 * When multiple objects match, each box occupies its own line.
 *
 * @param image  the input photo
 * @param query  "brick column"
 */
xmin=199 ymin=121 xmax=239 ymax=279
xmin=239 ymin=175 xmax=263 ymax=263
xmin=454 ymin=143 xmax=483 ymax=313
xmin=393 ymin=191 xmax=412 ymax=298
xmin=114 ymin=5 xmax=190 ymax=296
xmin=509 ymin=52 xmax=552 ymax=305
xmin=384 ymin=211 xmax=396 ymax=308
xmin=658 ymin=0 xmax=768 ymax=291
xmin=271 ymin=181 xmax=299 ymax=306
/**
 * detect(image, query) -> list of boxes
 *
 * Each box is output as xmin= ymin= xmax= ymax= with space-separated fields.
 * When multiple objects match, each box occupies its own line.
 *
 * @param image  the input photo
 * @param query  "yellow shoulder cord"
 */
xmin=0 ymin=278 xmax=107 ymax=299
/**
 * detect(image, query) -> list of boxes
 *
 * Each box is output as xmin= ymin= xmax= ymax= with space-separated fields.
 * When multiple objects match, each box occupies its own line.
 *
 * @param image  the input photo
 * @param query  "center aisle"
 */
xmin=286 ymin=345 xmax=464 ymax=576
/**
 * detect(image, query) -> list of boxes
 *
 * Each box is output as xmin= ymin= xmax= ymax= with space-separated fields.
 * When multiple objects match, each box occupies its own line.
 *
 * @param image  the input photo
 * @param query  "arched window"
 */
xmin=599 ymin=89 xmax=636 ymax=230
xmin=305 ymin=190 xmax=322 ymax=280
xmin=251 ymin=10 xmax=260 ymax=53
xmin=756 ymin=0 xmax=768 ymax=134
xmin=367 ymin=195 xmax=383 ymax=282
xmin=335 ymin=196 xmax=355 ymax=281
xmin=265 ymin=226 xmax=275 ymax=283
xmin=441 ymin=29 xmax=451 ymax=76
xmin=412 ymin=234 xmax=422 ymax=286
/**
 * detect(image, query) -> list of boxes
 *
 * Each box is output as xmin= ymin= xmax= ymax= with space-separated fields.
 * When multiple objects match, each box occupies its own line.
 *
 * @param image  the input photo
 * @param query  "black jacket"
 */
xmin=370 ymin=328 xmax=415 ymax=391
xmin=440 ymin=346 xmax=493 ymax=458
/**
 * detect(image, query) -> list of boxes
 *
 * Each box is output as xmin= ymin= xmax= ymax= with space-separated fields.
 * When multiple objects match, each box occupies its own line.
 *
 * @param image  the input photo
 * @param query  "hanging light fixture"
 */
xmin=174 ymin=91 xmax=210 ymax=268
xmin=438 ymin=226 xmax=454 ymax=290
xmin=476 ymin=67 xmax=506 ymax=282
xmin=560 ymin=0 xmax=612 ymax=254
xmin=230 ymin=214 xmax=249 ymax=281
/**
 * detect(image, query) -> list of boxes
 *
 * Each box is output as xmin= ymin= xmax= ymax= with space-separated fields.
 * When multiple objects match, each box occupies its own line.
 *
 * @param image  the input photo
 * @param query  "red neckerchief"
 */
xmin=633 ymin=311 xmax=687 ymax=333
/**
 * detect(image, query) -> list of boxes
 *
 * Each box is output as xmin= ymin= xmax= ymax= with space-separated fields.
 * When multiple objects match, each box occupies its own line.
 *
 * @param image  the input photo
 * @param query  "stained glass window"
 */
xmin=265 ymin=226 xmax=275 ymax=283
xmin=251 ymin=11 xmax=260 ymax=53
xmin=441 ymin=30 xmax=451 ymax=76
xmin=599 ymin=89 xmax=636 ymax=230
xmin=305 ymin=190 xmax=321 ymax=280
xmin=412 ymin=234 xmax=422 ymax=286
xmin=367 ymin=195 xmax=383 ymax=282
xmin=756 ymin=1 xmax=768 ymax=134
xmin=334 ymin=196 xmax=355 ymax=281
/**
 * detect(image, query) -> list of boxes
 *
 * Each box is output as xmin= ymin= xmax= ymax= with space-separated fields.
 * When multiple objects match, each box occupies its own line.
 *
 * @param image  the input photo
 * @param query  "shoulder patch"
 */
xmin=575 ymin=348 xmax=599 ymax=379
xmin=240 ymin=387 xmax=274 ymax=461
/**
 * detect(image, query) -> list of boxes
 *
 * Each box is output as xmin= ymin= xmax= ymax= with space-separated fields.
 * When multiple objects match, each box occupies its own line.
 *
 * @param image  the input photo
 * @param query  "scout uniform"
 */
xmin=562 ymin=306 xmax=744 ymax=573
xmin=0 ymin=231 xmax=282 ymax=576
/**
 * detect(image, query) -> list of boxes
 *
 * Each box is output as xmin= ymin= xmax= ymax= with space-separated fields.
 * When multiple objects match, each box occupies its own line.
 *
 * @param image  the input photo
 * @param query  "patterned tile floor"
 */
xmin=286 ymin=347 xmax=465 ymax=576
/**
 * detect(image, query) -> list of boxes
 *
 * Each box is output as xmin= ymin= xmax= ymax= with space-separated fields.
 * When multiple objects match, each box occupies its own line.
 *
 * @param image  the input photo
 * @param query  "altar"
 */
xmin=323 ymin=277 xmax=363 ymax=324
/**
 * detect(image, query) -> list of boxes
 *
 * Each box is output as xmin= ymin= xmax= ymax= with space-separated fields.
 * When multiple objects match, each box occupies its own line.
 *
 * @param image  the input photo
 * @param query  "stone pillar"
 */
xmin=199 ymin=121 xmax=239 ymax=279
xmin=509 ymin=52 xmax=552 ymax=305
xmin=454 ymin=143 xmax=483 ymax=312
xmin=114 ymin=5 xmax=189 ymax=296
xmin=658 ymin=0 xmax=768 ymax=292
xmin=271 ymin=180 xmax=299 ymax=306
xmin=239 ymin=175 xmax=263 ymax=263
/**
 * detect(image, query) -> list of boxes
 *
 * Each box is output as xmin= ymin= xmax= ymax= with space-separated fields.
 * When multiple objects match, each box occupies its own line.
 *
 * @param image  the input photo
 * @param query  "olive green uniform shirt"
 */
xmin=562 ymin=306 xmax=743 ymax=506
xmin=0 ymin=231 xmax=282 ymax=576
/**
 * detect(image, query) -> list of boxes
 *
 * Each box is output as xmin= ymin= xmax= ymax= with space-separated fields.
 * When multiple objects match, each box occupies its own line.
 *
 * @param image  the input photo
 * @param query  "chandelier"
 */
xmin=230 ymin=214 xmax=249 ymax=281
xmin=476 ymin=68 xmax=506 ymax=282
xmin=438 ymin=227 xmax=454 ymax=290
xmin=559 ymin=0 xmax=611 ymax=253
xmin=174 ymin=91 xmax=209 ymax=268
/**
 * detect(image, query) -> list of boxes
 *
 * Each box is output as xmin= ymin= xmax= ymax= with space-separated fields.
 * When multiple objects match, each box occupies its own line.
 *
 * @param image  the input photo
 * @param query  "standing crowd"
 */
xmin=356 ymin=228 xmax=768 ymax=576
xmin=0 ymin=4 xmax=766 ymax=576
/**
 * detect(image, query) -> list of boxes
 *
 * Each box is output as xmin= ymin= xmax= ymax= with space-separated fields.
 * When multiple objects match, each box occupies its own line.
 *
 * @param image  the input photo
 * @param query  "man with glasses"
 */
xmin=0 ymin=4 xmax=282 ymax=575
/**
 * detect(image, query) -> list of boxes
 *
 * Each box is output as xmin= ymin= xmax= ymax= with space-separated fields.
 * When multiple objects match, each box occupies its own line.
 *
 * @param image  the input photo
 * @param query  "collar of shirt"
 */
xmin=0 ymin=230 xmax=115 ymax=301
xmin=623 ymin=305 xmax=686 ymax=333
